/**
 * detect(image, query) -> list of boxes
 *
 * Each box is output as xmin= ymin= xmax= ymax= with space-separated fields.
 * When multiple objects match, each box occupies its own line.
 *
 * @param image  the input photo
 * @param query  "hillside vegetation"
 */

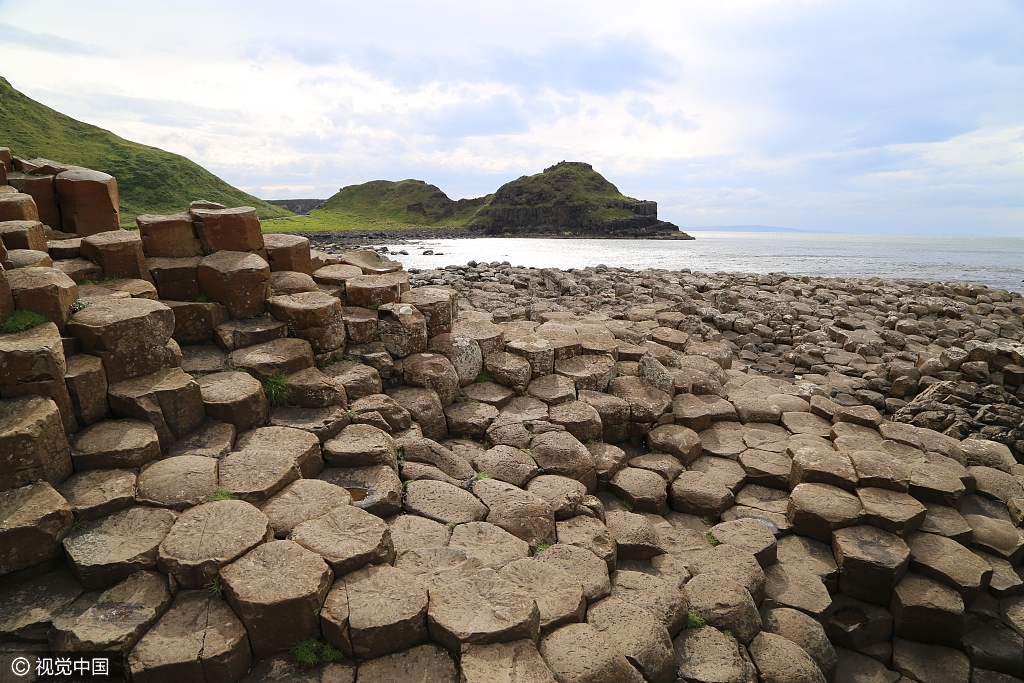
xmin=0 ymin=77 xmax=291 ymax=226
xmin=264 ymin=161 xmax=672 ymax=236
xmin=265 ymin=179 xmax=487 ymax=233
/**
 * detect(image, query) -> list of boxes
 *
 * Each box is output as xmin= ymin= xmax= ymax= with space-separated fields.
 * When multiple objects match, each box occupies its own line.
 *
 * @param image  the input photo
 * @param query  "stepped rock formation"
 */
xmin=1 ymin=150 xmax=1023 ymax=683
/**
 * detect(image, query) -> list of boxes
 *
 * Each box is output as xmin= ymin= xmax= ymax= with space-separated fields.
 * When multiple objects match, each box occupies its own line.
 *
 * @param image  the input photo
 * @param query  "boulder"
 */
xmin=672 ymin=624 xmax=759 ymax=683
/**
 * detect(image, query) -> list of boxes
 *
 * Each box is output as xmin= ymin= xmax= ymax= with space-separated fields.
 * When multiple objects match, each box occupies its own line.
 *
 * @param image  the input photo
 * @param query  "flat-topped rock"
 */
xmin=356 ymin=644 xmax=456 ymax=683
xmin=71 ymin=418 xmax=161 ymax=470
xmin=63 ymin=505 xmax=178 ymax=589
xmin=0 ymin=567 xmax=83 ymax=642
xmin=288 ymin=503 xmax=395 ymax=574
xmin=49 ymin=569 xmax=171 ymax=655
xmin=540 ymin=622 xmax=646 ymax=683
xmin=80 ymin=229 xmax=152 ymax=283
xmin=198 ymin=371 xmax=269 ymax=432
xmin=342 ymin=563 xmax=429 ymax=659
xmin=0 ymin=481 xmax=73 ymax=575
xmin=0 ymin=395 xmax=72 ymax=491
xmin=318 ymin=464 xmax=403 ymax=517
xmin=191 ymin=206 xmax=264 ymax=253
xmin=221 ymin=539 xmax=332 ymax=659
xmin=427 ymin=567 xmax=540 ymax=653
xmin=136 ymin=455 xmax=218 ymax=509
xmin=214 ymin=316 xmax=287 ymax=352
xmin=58 ymin=468 xmax=136 ymax=521
xmin=67 ymin=297 xmax=177 ymax=382
xmin=107 ymin=367 xmax=205 ymax=447
xmin=449 ymin=521 xmax=531 ymax=568
xmin=672 ymin=624 xmax=758 ymax=683
xmin=226 ymin=337 xmax=314 ymax=380
xmin=261 ymin=478 xmax=351 ymax=538
xmin=157 ymin=499 xmax=272 ymax=588
xmin=54 ymin=168 xmax=120 ymax=236
xmin=127 ymin=589 xmax=252 ymax=683
xmin=684 ymin=572 xmax=761 ymax=645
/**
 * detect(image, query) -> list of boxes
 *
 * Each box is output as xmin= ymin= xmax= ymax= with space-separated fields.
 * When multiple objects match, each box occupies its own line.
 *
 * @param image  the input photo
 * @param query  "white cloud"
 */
xmin=0 ymin=0 xmax=1021 ymax=234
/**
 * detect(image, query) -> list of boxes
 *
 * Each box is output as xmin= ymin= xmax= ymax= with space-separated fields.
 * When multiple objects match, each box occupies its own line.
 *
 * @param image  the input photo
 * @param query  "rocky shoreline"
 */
xmin=1 ymin=151 xmax=1023 ymax=682
xmin=298 ymin=226 xmax=694 ymax=247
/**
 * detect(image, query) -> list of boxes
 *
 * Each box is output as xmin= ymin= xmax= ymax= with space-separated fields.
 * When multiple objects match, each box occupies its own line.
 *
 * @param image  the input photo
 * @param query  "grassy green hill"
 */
xmin=264 ymin=179 xmax=488 ymax=233
xmin=0 ymin=77 xmax=291 ymax=227
xmin=466 ymin=161 xmax=652 ymax=232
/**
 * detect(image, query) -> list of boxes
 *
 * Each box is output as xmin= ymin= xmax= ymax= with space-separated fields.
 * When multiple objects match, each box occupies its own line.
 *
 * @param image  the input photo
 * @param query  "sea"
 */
xmin=380 ymin=231 xmax=1024 ymax=294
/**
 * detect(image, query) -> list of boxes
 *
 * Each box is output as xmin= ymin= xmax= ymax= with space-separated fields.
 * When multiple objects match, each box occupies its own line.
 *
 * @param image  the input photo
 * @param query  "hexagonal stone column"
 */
xmin=260 ymin=479 xmax=351 ymax=539
xmin=54 ymin=168 xmax=120 ymax=236
xmin=225 ymin=337 xmax=313 ymax=380
xmin=59 ymin=468 xmax=136 ymax=521
xmin=0 ymin=218 xmax=47 ymax=250
xmin=0 ymin=192 xmax=40 ymax=222
xmin=197 ymin=251 xmax=270 ymax=318
xmin=357 ymin=644 xmax=456 ymax=683
xmin=197 ymin=371 xmax=268 ymax=432
xmin=340 ymin=563 xmax=429 ymax=659
xmin=64 ymin=354 xmax=110 ymax=426
xmin=136 ymin=456 xmax=219 ymax=510
xmin=221 ymin=539 xmax=332 ymax=659
xmin=127 ymin=589 xmax=251 ymax=683
xmin=263 ymin=233 xmax=312 ymax=274
xmin=0 ymin=481 xmax=73 ymax=575
xmin=288 ymin=504 xmax=395 ymax=574
xmin=832 ymin=525 xmax=910 ymax=606
xmin=107 ymin=368 xmax=205 ymax=447
xmin=267 ymin=290 xmax=345 ymax=353
xmin=157 ymin=499 xmax=272 ymax=589
xmin=49 ymin=570 xmax=171 ymax=655
xmin=0 ymin=395 xmax=71 ymax=491
xmin=539 ymin=622 xmax=645 ymax=683
xmin=62 ymin=506 xmax=178 ymax=589
xmin=378 ymin=302 xmax=427 ymax=358
xmin=6 ymin=266 xmax=77 ymax=332
xmin=71 ymin=419 xmax=161 ymax=469
xmin=427 ymin=567 xmax=540 ymax=653
xmin=136 ymin=212 xmax=203 ymax=257
xmin=66 ymin=298 xmax=177 ymax=383
xmin=80 ymin=230 xmax=153 ymax=283
xmin=191 ymin=206 xmax=264 ymax=253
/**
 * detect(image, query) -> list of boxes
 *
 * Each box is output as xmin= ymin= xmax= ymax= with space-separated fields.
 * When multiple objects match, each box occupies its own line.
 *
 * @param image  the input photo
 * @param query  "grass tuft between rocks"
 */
xmin=262 ymin=372 xmax=290 ymax=408
xmin=533 ymin=543 xmax=551 ymax=553
xmin=705 ymin=532 xmax=720 ymax=546
xmin=475 ymin=368 xmax=495 ymax=383
xmin=70 ymin=299 xmax=90 ymax=314
xmin=619 ymin=499 xmax=634 ymax=512
xmin=204 ymin=486 xmax=235 ymax=502
xmin=205 ymin=575 xmax=225 ymax=597
xmin=289 ymin=638 xmax=346 ymax=666
xmin=685 ymin=611 xmax=706 ymax=629
xmin=476 ymin=472 xmax=492 ymax=480
xmin=0 ymin=310 xmax=49 ymax=334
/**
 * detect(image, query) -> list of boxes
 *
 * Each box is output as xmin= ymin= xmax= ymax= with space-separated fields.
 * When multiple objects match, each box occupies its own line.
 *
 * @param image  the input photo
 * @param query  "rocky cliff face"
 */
xmin=469 ymin=162 xmax=691 ymax=239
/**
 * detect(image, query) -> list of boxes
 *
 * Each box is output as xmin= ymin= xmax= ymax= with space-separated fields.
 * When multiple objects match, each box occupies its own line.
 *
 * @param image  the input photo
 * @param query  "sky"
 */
xmin=1 ymin=0 xmax=1022 ymax=236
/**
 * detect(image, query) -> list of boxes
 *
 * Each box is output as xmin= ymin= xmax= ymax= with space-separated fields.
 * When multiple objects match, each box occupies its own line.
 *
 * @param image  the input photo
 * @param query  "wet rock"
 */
xmin=318 ymin=464 xmax=403 ymax=518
